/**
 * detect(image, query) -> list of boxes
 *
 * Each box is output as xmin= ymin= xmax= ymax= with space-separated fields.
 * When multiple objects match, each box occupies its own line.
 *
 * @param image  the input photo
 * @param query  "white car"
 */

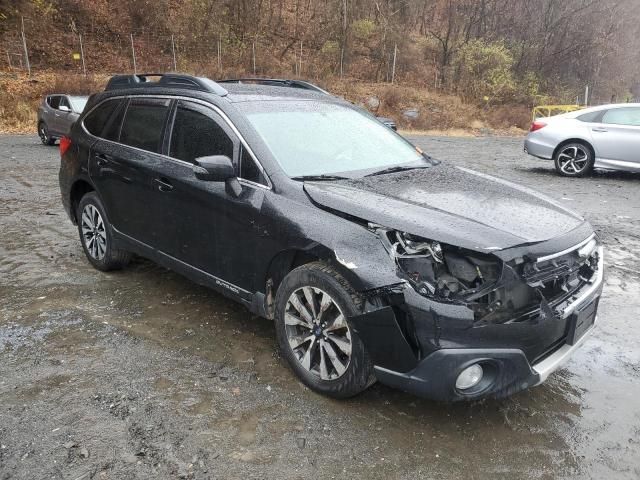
xmin=524 ymin=103 xmax=640 ymax=176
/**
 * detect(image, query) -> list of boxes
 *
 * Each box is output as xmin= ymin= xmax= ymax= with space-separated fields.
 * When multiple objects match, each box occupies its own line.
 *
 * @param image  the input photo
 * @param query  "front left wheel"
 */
xmin=77 ymin=192 xmax=131 ymax=271
xmin=274 ymin=262 xmax=375 ymax=398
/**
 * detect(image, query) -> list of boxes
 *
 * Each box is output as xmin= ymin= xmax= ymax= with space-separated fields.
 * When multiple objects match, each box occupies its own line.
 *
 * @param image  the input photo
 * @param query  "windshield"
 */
xmin=242 ymin=101 xmax=424 ymax=177
xmin=69 ymin=96 xmax=89 ymax=113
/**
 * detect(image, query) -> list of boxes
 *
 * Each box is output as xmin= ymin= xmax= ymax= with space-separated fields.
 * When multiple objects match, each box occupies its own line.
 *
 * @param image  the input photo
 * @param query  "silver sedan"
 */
xmin=524 ymin=103 xmax=640 ymax=176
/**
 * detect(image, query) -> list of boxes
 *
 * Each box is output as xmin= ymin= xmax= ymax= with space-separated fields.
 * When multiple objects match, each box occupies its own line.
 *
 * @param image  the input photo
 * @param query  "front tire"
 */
xmin=274 ymin=262 xmax=375 ymax=398
xmin=77 ymin=192 xmax=131 ymax=271
xmin=38 ymin=122 xmax=55 ymax=146
xmin=554 ymin=142 xmax=594 ymax=177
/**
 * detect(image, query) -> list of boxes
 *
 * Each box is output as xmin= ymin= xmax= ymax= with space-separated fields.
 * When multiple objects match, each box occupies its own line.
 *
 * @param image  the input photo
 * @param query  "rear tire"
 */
xmin=554 ymin=142 xmax=594 ymax=177
xmin=77 ymin=192 xmax=131 ymax=271
xmin=274 ymin=262 xmax=375 ymax=399
xmin=38 ymin=122 xmax=56 ymax=146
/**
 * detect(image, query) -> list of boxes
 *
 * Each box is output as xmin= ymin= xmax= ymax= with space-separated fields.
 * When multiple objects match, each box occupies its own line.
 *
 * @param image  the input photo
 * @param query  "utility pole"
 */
xmin=391 ymin=44 xmax=397 ymax=84
xmin=21 ymin=16 xmax=31 ymax=76
xmin=79 ymin=33 xmax=86 ymax=76
xmin=130 ymin=34 xmax=137 ymax=74
xmin=6 ymin=52 xmax=12 ymax=70
xmin=217 ymin=35 xmax=222 ymax=70
xmin=340 ymin=47 xmax=344 ymax=78
xmin=299 ymin=40 xmax=303 ymax=76
xmin=252 ymin=41 xmax=256 ymax=75
xmin=584 ymin=85 xmax=589 ymax=106
xmin=171 ymin=34 xmax=177 ymax=71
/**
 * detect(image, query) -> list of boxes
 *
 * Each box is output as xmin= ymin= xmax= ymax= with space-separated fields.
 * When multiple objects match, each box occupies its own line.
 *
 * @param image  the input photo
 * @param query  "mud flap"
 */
xmin=350 ymin=307 xmax=418 ymax=373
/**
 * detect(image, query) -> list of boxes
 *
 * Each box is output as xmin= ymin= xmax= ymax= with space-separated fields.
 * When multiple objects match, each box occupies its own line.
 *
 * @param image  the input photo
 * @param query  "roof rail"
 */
xmin=217 ymin=78 xmax=330 ymax=95
xmin=105 ymin=73 xmax=228 ymax=96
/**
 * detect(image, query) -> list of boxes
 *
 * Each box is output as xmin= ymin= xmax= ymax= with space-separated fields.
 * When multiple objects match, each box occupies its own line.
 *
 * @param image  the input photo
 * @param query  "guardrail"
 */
xmin=532 ymin=105 xmax=583 ymax=121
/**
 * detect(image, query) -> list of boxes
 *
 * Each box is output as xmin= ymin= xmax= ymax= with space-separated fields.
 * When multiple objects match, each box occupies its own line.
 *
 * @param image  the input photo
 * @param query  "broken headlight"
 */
xmin=382 ymin=230 xmax=502 ymax=300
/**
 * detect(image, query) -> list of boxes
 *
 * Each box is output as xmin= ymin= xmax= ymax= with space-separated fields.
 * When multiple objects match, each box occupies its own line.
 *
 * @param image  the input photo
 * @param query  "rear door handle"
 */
xmin=95 ymin=153 xmax=112 ymax=166
xmin=592 ymin=127 xmax=608 ymax=133
xmin=154 ymin=177 xmax=174 ymax=192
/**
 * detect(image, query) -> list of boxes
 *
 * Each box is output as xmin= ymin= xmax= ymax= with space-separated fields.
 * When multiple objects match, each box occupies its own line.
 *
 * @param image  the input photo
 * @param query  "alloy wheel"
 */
xmin=39 ymin=124 xmax=48 ymax=144
xmin=557 ymin=145 xmax=589 ymax=175
xmin=284 ymin=286 xmax=352 ymax=380
xmin=81 ymin=204 xmax=107 ymax=260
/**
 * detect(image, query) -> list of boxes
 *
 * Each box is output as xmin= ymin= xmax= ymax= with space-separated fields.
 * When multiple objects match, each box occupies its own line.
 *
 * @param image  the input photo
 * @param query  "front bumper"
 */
xmin=351 ymin=247 xmax=604 ymax=401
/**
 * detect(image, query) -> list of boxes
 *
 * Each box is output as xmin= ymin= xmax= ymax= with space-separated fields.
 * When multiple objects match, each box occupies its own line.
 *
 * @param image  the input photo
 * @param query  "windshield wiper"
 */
xmin=364 ymin=165 xmax=430 ymax=177
xmin=291 ymin=174 xmax=349 ymax=181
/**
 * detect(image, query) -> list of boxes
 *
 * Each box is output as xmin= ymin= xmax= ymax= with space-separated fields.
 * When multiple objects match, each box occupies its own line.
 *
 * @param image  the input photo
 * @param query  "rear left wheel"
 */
xmin=38 ymin=122 xmax=55 ymax=146
xmin=554 ymin=142 xmax=594 ymax=177
xmin=77 ymin=192 xmax=131 ymax=271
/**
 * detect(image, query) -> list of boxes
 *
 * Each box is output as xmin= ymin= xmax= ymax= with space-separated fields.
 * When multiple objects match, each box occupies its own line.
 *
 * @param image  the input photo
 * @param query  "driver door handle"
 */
xmin=154 ymin=177 xmax=174 ymax=192
xmin=592 ymin=127 xmax=608 ymax=133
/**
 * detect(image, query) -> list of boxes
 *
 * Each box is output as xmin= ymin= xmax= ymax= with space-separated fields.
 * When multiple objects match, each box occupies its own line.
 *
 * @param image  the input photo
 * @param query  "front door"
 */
xmin=151 ymin=100 xmax=270 ymax=292
xmin=592 ymin=107 xmax=640 ymax=167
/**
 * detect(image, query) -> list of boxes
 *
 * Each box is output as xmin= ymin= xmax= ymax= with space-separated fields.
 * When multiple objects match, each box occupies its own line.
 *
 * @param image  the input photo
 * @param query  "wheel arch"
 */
xmin=262 ymin=245 xmax=366 ymax=319
xmin=69 ymin=179 xmax=96 ymax=224
xmin=552 ymin=138 xmax=596 ymax=161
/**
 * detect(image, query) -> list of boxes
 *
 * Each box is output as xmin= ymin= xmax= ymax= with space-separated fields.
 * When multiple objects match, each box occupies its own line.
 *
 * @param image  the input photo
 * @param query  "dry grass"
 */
xmin=0 ymin=72 xmax=107 ymax=134
xmin=0 ymin=71 xmax=530 ymax=135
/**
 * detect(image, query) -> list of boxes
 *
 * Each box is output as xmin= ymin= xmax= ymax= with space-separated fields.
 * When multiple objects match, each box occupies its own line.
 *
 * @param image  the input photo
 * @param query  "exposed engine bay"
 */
xmin=372 ymin=226 xmax=600 ymax=326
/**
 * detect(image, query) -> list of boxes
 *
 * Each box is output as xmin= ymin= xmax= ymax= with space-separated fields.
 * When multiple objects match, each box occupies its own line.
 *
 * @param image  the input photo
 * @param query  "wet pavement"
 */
xmin=1 ymin=134 xmax=639 ymax=479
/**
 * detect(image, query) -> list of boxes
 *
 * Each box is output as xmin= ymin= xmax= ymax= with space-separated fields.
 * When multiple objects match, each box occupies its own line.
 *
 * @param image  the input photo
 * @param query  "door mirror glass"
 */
xmin=193 ymin=155 xmax=235 ymax=182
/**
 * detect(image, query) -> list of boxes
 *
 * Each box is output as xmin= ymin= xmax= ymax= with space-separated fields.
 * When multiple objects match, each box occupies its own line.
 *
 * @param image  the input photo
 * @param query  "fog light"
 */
xmin=456 ymin=364 xmax=484 ymax=390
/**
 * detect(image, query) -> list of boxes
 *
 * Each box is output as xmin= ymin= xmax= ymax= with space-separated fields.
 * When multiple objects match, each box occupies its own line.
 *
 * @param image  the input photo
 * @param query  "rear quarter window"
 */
xmin=83 ymin=99 xmax=122 ymax=137
xmin=577 ymin=110 xmax=603 ymax=122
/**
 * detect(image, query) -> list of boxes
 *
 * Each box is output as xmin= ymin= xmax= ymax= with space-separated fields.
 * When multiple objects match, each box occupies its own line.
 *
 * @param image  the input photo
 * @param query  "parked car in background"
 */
xmin=59 ymin=73 xmax=603 ymax=402
xmin=218 ymin=78 xmax=397 ymax=130
xmin=525 ymin=103 xmax=640 ymax=176
xmin=38 ymin=95 xmax=88 ymax=145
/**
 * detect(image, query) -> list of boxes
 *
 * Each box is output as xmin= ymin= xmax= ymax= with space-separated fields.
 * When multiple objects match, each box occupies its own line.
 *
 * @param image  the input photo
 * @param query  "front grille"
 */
xmin=521 ymin=247 xmax=599 ymax=308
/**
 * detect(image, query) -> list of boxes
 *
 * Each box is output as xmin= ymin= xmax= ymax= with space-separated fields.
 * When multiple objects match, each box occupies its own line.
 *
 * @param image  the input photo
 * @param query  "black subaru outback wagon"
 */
xmin=59 ymin=73 xmax=603 ymax=401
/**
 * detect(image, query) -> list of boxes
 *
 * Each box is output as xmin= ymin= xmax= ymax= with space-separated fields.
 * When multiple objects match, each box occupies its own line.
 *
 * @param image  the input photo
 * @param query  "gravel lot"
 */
xmin=1 ymin=134 xmax=639 ymax=479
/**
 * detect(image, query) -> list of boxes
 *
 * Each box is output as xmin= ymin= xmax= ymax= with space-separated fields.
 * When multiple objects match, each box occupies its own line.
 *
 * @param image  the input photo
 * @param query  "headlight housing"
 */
xmin=378 ymin=229 xmax=502 ymax=301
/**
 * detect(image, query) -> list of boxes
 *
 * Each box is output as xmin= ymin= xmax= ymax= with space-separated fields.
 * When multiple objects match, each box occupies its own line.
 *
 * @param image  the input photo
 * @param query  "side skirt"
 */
xmin=112 ymin=227 xmax=268 ymax=317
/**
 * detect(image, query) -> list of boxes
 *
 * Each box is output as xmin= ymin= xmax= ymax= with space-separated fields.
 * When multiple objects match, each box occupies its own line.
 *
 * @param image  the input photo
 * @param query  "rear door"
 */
xmin=591 ymin=107 xmax=640 ymax=165
xmin=89 ymin=97 xmax=172 ymax=247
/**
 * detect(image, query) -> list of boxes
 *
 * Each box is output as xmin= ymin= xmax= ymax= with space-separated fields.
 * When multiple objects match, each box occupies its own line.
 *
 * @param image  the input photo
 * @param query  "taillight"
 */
xmin=59 ymin=136 xmax=72 ymax=156
xmin=529 ymin=121 xmax=547 ymax=132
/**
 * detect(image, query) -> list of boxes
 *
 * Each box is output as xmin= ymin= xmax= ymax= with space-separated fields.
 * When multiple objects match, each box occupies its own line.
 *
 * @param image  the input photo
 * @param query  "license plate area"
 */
xmin=567 ymin=297 xmax=598 ymax=345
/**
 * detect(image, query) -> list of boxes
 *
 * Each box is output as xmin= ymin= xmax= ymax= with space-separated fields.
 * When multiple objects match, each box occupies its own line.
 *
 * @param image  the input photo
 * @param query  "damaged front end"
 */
xmin=349 ymin=226 xmax=603 ymax=401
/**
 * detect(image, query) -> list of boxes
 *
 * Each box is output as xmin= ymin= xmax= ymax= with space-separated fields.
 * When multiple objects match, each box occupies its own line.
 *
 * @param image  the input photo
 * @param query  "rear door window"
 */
xmin=83 ymin=99 xmax=122 ymax=137
xmin=601 ymin=108 xmax=640 ymax=127
xmin=48 ymin=96 xmax=61 ymax=109
xmin=169 ymin=101 xmax=234 ymax=163
xmin=120 ymin=98 xmax=171 ymax=154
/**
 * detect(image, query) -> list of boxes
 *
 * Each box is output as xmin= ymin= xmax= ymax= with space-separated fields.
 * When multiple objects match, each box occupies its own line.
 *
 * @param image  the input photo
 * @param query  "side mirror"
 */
xmin=193 ymin=155 xmax=243 ymax=196
xmin=193 ymin=155 xmax=235 ymax=182
xmin=59 ymin=105 xmax=70 ymax=112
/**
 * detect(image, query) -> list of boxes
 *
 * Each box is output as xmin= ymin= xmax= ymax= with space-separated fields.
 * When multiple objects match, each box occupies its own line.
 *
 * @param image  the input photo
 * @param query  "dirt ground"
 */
xmin=1 ymin=134 xmax=639 ymax=480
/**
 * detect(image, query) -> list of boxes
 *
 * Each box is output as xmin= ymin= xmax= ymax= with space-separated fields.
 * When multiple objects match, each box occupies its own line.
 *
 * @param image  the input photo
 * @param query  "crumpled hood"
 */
xmin=303 ymin=164 xmax=585 ymax=252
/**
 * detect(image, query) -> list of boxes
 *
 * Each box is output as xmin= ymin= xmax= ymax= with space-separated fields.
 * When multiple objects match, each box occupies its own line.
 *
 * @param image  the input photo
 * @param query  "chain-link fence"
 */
xmin=2 ymin=22 xmax=405 ymax=84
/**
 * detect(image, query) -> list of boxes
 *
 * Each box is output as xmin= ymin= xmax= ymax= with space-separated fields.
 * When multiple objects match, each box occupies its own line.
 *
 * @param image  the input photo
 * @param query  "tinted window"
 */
xmin=577 ymin=110 xmax=602 ymax=122
xmin=601 ymin=107 xmax=640 ymax=126
xmin=48 ymin=96 xmax=61 ymax=109
xmin=120 ymin=98 xmax=170 ymax=153
xmin=169 ymin=101 xmax=233 ymax=163
xmin=83 ymin=99 xmax=121 ymax=137
xmin=102 ymin=101 xmax=126 ymax=142
xmin=240 ymin=146 xmax=266 ymax=185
